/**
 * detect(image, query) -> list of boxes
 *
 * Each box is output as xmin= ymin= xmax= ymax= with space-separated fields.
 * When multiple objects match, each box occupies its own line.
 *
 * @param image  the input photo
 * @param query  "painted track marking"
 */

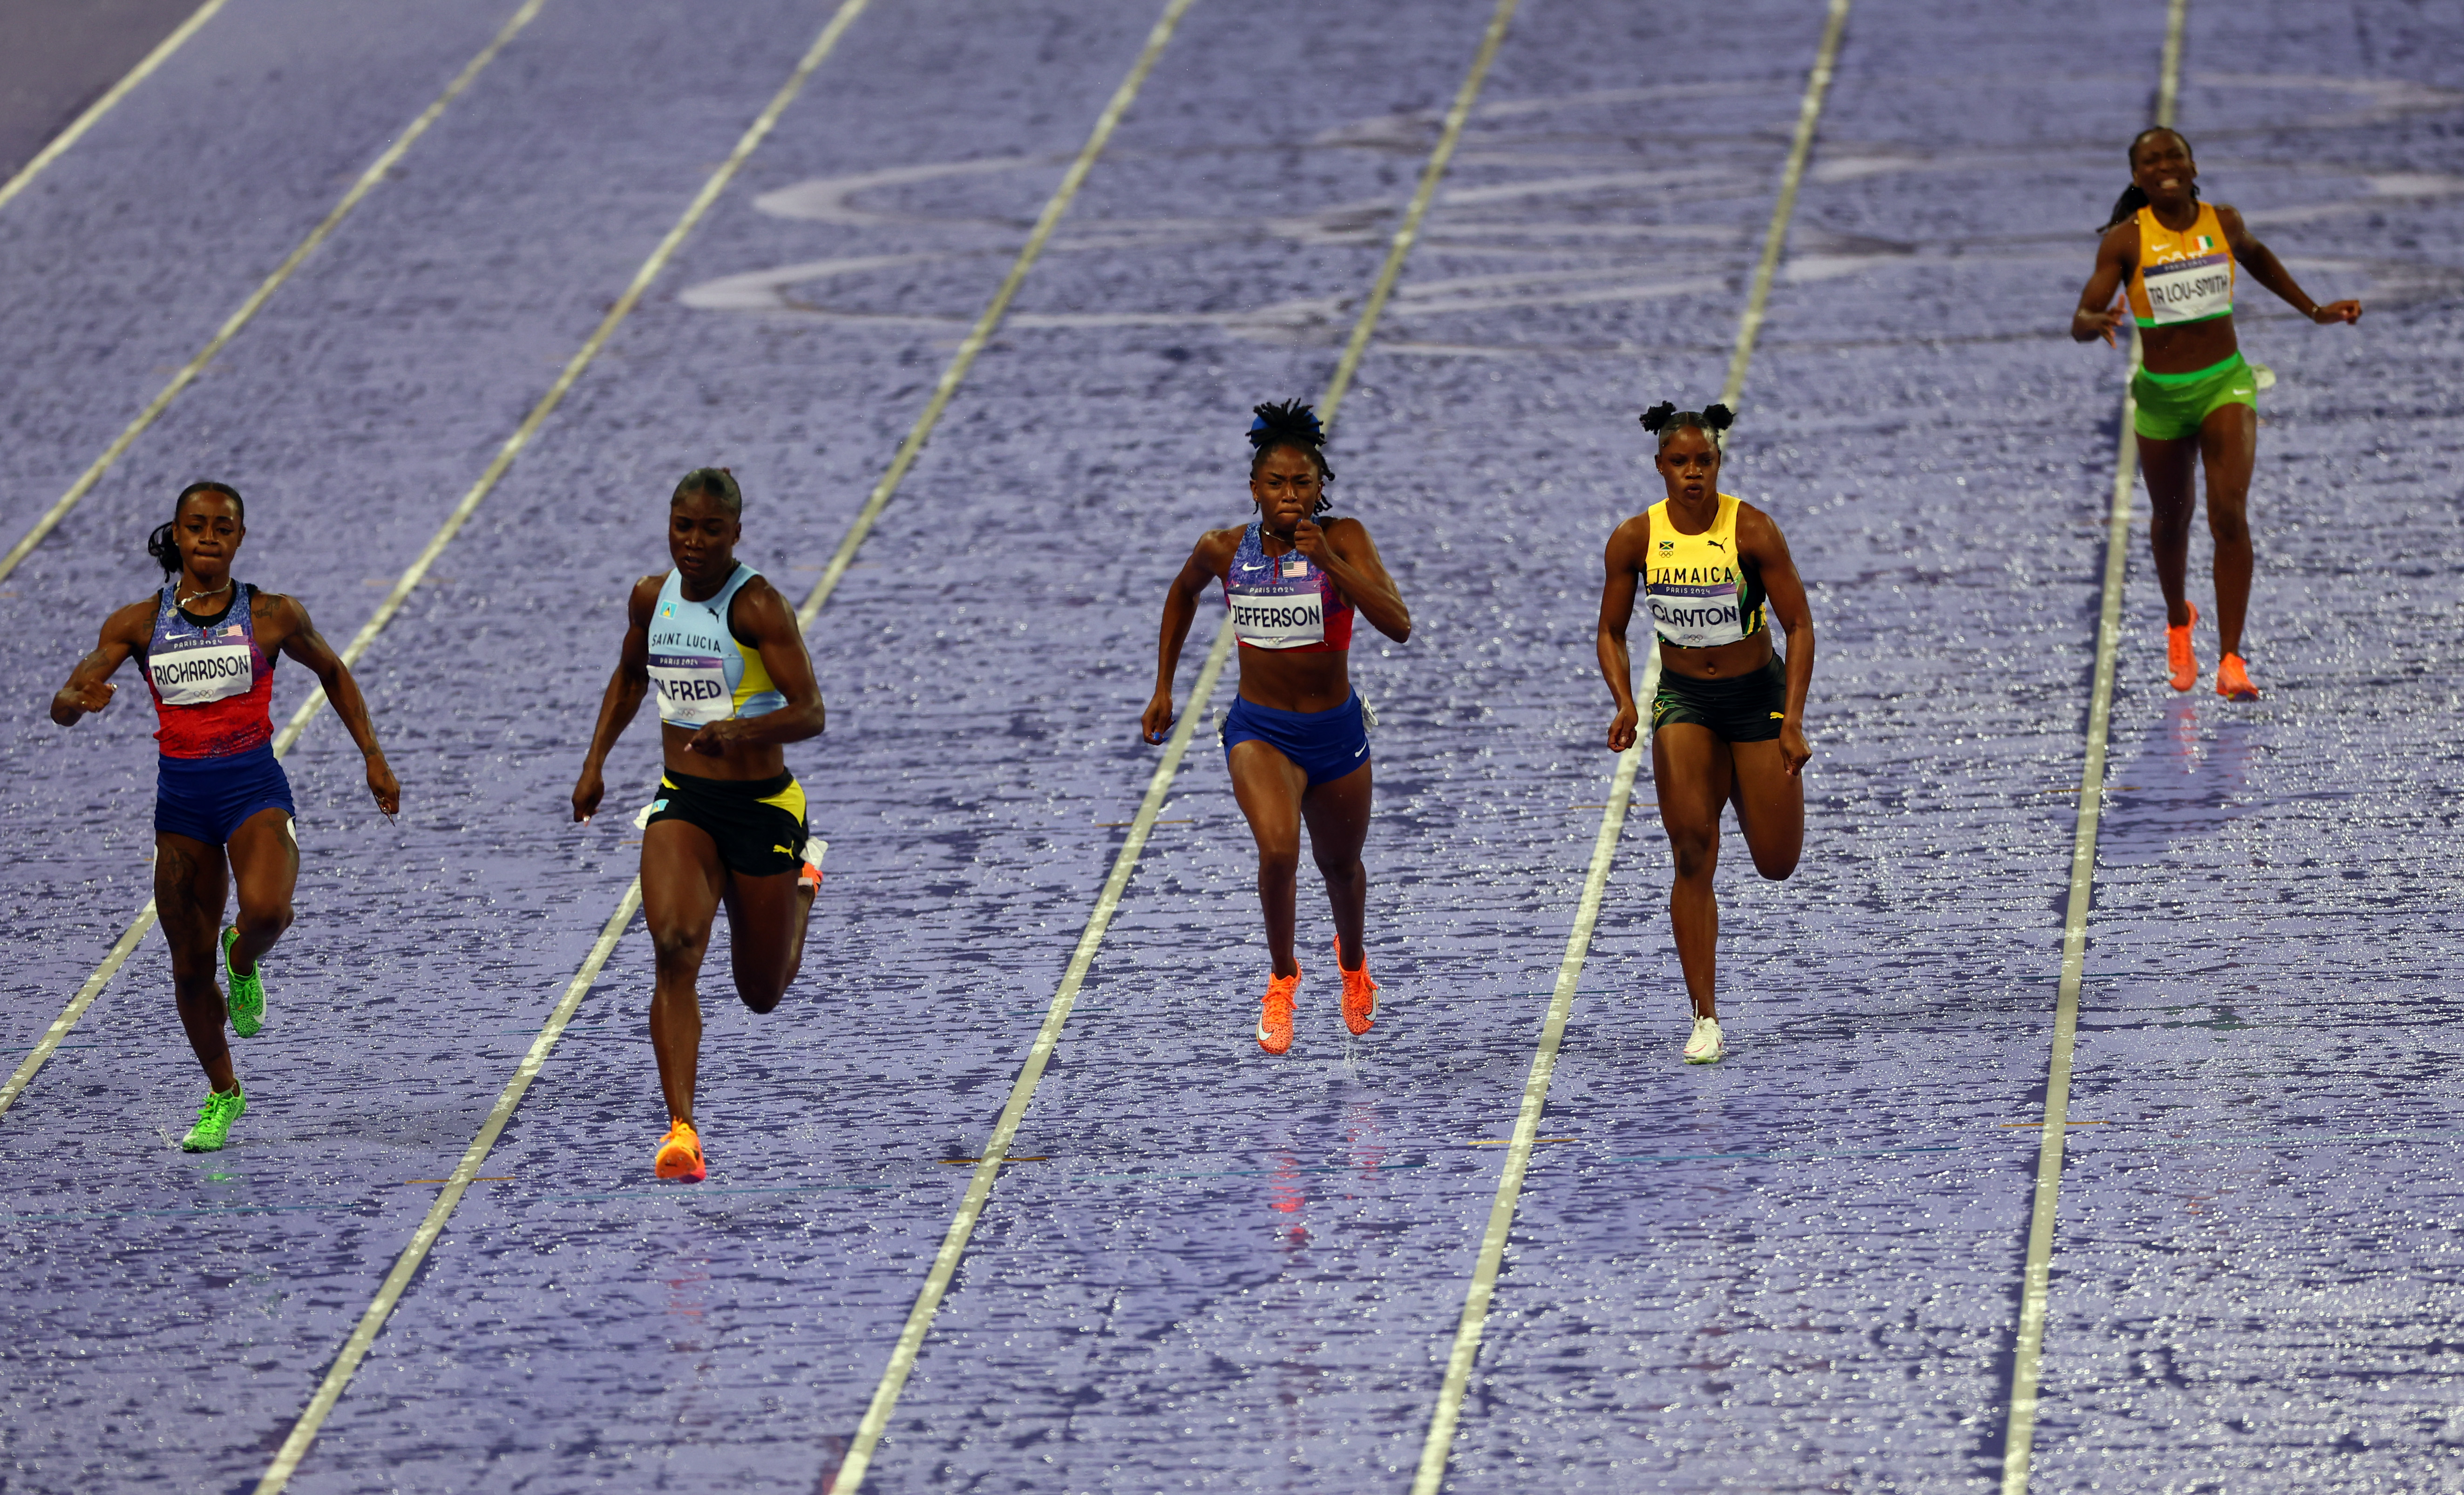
xmin=1998 ymin=5 xmax=2186 ymax=1486
xmin=0 ymin=0 xmax=877 ymax=1126
xmin=254 ymin=0 xmax=1223 ymax=1485
xmin=1408 ymin=4 xmax=1851 ymax=1488
xmin=0 ymin=0 xmax=548 ymax=587
xmin=0 ymin=0 xmax=231 ymax=216
xmin=244 ymin=0 xmax=887 ymax=1465
xmin=828 ymin=0 xmax=1528 ymax=1488
xmin=250 ymin=885 xmax=640 ymax=1494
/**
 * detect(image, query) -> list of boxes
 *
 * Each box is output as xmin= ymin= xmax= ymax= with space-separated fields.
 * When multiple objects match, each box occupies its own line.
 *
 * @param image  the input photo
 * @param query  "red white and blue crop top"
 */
xmin=143 ymin=581 xmax=275 ymax=760
xmin=1221 ymin=521 xmax=1354 ymax=653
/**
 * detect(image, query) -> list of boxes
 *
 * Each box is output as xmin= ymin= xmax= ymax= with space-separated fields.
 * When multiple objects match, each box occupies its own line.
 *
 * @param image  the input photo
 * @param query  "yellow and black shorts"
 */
xmin=645 ymin=769 xmax=809 ymax=877
xmin=1651 ymin=656 xmax=1786 ymax=744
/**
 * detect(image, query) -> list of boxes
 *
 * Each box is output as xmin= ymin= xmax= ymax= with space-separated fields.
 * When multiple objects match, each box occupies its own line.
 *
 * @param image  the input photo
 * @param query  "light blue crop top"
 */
xmin=647 ymin=564 xmax=788 ymax=727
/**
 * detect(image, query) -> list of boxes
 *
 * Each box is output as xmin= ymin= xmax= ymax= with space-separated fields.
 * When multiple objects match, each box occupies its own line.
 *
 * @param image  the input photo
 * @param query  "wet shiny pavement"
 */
xmin=0 ymin=1 xmax=2457 ymax=1491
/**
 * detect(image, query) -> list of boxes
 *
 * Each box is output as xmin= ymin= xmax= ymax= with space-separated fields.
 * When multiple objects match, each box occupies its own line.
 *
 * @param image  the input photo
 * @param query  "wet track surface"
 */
xmin=1 ymin=1 xmax=2459 ymax=1491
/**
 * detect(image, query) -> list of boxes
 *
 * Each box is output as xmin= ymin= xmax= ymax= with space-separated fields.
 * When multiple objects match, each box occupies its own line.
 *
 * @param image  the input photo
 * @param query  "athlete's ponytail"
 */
xmin=1246 ymin=399 xmax=1334 ymax=513
xmin=149 ymin=481 xmax=246 ymax=574
xmin=2101 ymin=127 xmax=2199 ymax=231
xmin=1641 ymin=401 xmax=1733 ymax=450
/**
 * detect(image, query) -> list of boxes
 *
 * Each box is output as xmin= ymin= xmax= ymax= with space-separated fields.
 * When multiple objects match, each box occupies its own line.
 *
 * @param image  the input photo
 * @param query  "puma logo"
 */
xmin=1706 ymin=538 xmax=1727 ymax=553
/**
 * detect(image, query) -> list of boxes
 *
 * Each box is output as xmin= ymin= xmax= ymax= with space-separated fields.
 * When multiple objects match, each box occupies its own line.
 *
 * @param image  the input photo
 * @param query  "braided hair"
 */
xmin=146 ymin=481 xmax=245 ymax=575
xmin=1246 ymin=400 xmax=1334 ymax=515
xmin=1640 ymin=401 xmax=1734 ymax=451
xmin=2101 ymin=127 xmax=2199 ymax=231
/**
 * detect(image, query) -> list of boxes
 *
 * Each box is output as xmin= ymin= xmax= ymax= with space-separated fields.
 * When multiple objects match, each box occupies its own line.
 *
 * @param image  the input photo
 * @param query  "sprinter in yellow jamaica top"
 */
xmin=2070 ymin=127 xmax=2362 ymax=700
xmin=1595 ymin=402 xmax=1815 ymax=1067
xmin=571 ymin=469 xmax=828 ymax=1182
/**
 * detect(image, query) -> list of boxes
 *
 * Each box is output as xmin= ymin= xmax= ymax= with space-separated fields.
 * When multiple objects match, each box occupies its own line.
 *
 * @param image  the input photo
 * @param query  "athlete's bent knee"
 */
xmin=739 ymin=986 xmax=786 ymax=1016
xmin=1257 ymin=848 xmax=1301 ymax=884
xmin=2207 ymin=507 xmax=2249 ymax=545
xmin=1751 ymin=849 xmax=1800 ymax=882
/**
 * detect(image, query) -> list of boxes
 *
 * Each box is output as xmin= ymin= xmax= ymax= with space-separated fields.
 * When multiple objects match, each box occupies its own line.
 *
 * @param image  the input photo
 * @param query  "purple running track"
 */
xmin=0 ymin=0 xmax=2458 ymax=1491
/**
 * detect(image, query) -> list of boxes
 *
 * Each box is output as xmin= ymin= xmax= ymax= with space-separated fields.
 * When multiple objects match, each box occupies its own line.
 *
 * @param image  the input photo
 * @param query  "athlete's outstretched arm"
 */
xmin=2071 ymin=221 xmax=2137 ymax=346
xmin=1595 ymin=516 xmax=1647 ymax=752
xmin=1740 ymin=506 xmax=1815 ymax=777
xmin=1141 ymin=529 xmax=1239 ymax=744
xmin=50 ymin=600 xmax=151 ymax=726
xmin=572 ymin=576 xmax=660 ymax=823
xmin=1303 ymin=517 xmax=1410 ymax=643
xmin=268 ymin=594 xmax=400 ymax=815
xmin=680 ymin=578 xmax=825 ymax=757
xmin=2219 ymin=205 xmax=2362 ymax=325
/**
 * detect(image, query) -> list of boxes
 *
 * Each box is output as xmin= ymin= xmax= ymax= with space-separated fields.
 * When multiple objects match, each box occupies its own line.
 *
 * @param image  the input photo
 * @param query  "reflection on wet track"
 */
xmin=0 ymin=0 xmax=2457 ymax=1491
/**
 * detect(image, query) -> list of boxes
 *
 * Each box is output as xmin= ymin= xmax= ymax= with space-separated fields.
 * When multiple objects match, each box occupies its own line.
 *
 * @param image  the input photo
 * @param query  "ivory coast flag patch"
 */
xmin=2196 ymin=233 xmax=2216 ymax=250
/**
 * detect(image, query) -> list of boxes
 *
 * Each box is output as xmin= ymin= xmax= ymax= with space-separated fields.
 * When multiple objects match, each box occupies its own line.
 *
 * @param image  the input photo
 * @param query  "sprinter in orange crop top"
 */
xmin=2071 ymin=127 xmax=2362 ymax=701
xmin=1144 ymin=401 xmax=1412 ymax=1057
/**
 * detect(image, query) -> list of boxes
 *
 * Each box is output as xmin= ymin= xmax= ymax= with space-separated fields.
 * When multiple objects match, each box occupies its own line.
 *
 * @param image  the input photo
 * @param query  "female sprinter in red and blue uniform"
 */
xmin=1144 ymin=402 xmax=1412 ymax=1055
xmin=50 ymin=482 xmax=398 ymax=1151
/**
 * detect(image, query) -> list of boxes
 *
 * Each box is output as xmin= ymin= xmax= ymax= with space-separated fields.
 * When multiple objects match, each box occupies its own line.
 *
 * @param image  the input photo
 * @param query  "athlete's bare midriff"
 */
xmin=1235 ymin=645 xmax=1353 ymax=715
xmin=1658 ymin=626 xmax=1775 ymax=682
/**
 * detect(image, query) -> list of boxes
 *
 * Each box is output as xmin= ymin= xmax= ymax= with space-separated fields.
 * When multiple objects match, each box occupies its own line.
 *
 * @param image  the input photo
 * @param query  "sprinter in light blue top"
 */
xmin=572 ymin=468 xmax=827 ymax=1185
xmin=647 ymin=563 xmax=788 ymax=726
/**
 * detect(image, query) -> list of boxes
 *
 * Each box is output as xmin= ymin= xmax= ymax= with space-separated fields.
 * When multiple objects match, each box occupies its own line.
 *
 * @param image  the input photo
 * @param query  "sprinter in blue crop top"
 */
xmin=571 ymin=469 xmax=828 ymax=1183
xmin=1144 ymin=401 xmax=1412 ymax=1056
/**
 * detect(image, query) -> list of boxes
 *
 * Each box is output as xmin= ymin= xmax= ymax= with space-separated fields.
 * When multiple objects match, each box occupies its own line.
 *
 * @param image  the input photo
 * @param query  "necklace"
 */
xmin=177 ymin=579 xmax=233 ymax=609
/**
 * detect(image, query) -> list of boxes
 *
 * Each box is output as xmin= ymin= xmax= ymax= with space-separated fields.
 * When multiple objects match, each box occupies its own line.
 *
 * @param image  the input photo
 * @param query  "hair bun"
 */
xmin=1248 ymin=399 xmax=1324 ymax=449
xmin=1701 ymin=403 xmax=1735 ymax=431
xmin=1639 ymin=401 xmax=1677 ymax=432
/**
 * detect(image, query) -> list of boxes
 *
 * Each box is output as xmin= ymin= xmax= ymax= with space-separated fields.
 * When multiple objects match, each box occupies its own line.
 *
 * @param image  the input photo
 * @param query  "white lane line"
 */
xmin=1409 ymin=6 xmax=1850 ymax=1490
xmin=828 ymin=2 xmax=1527 ymax=1489
xmin=795 ymin=0 xmax=1195 ymax=627
xmin=263 ymin=0 xmax=1217 ymax=1486
xmin=0 ymin=0 xmax=549 ymax=587
xmin=0 ymin=0 xmax=231 ymax=216
xmin=0 ymin=0 xmax=875 ymax=1125
xmin=0 ymin=899 xmax=157 ymax=1119
xmin=250 ymin=884 xmax=640 ymax=1495
xmin=1720 ymin=0 xmax=1850 ymax=412
xmin=1998 ymin=4 xmax=2185 ymax=1487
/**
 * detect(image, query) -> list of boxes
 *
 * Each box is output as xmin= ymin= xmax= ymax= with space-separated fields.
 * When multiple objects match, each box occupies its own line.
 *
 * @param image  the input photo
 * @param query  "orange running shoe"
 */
xmin=1256 ymin=970 xmax=1299 ymax=1055
xmin=2216 ymin=652 xmax=2260 ymax=701
xmin=2166 ymin=601 xmax=2199 ymax=692
xmin=1334 ymin=938 xmax=1378 ymax=1036
xmin=654 ymin=1119 xmax=706 ymax=1182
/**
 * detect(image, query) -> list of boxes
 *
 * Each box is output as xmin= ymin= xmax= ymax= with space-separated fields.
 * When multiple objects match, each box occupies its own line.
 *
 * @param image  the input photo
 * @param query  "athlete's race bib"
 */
xmin=1646 ymin=577 xmax=1744 ymax=650
xmin=147 ymin=643 xmax=256 ymax=706
xmin=2142 ymin=251 xmax=2233 ymax=325
xmin=1228 ymin=588 xmax=1326 ymax=650
xmin=648 ymin=652 xmax=734 ymax=725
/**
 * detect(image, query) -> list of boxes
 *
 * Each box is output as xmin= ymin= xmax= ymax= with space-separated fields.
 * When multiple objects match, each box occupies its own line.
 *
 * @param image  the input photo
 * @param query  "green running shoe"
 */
xmin=222 ymin=926 xmax=265 ymax=1038
xmin=181 ymin=1087 xmax=246 ymax=1152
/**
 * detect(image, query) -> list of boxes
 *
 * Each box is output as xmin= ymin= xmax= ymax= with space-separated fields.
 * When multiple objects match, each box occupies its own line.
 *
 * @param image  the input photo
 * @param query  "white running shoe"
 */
xmin=1683 ymin=1015 xmax=1725 ymax=1065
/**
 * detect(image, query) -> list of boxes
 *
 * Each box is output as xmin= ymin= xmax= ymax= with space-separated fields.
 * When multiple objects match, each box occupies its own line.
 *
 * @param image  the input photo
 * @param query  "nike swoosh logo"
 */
xmin=1353 ymin=745 xmax=1366 ymax=757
